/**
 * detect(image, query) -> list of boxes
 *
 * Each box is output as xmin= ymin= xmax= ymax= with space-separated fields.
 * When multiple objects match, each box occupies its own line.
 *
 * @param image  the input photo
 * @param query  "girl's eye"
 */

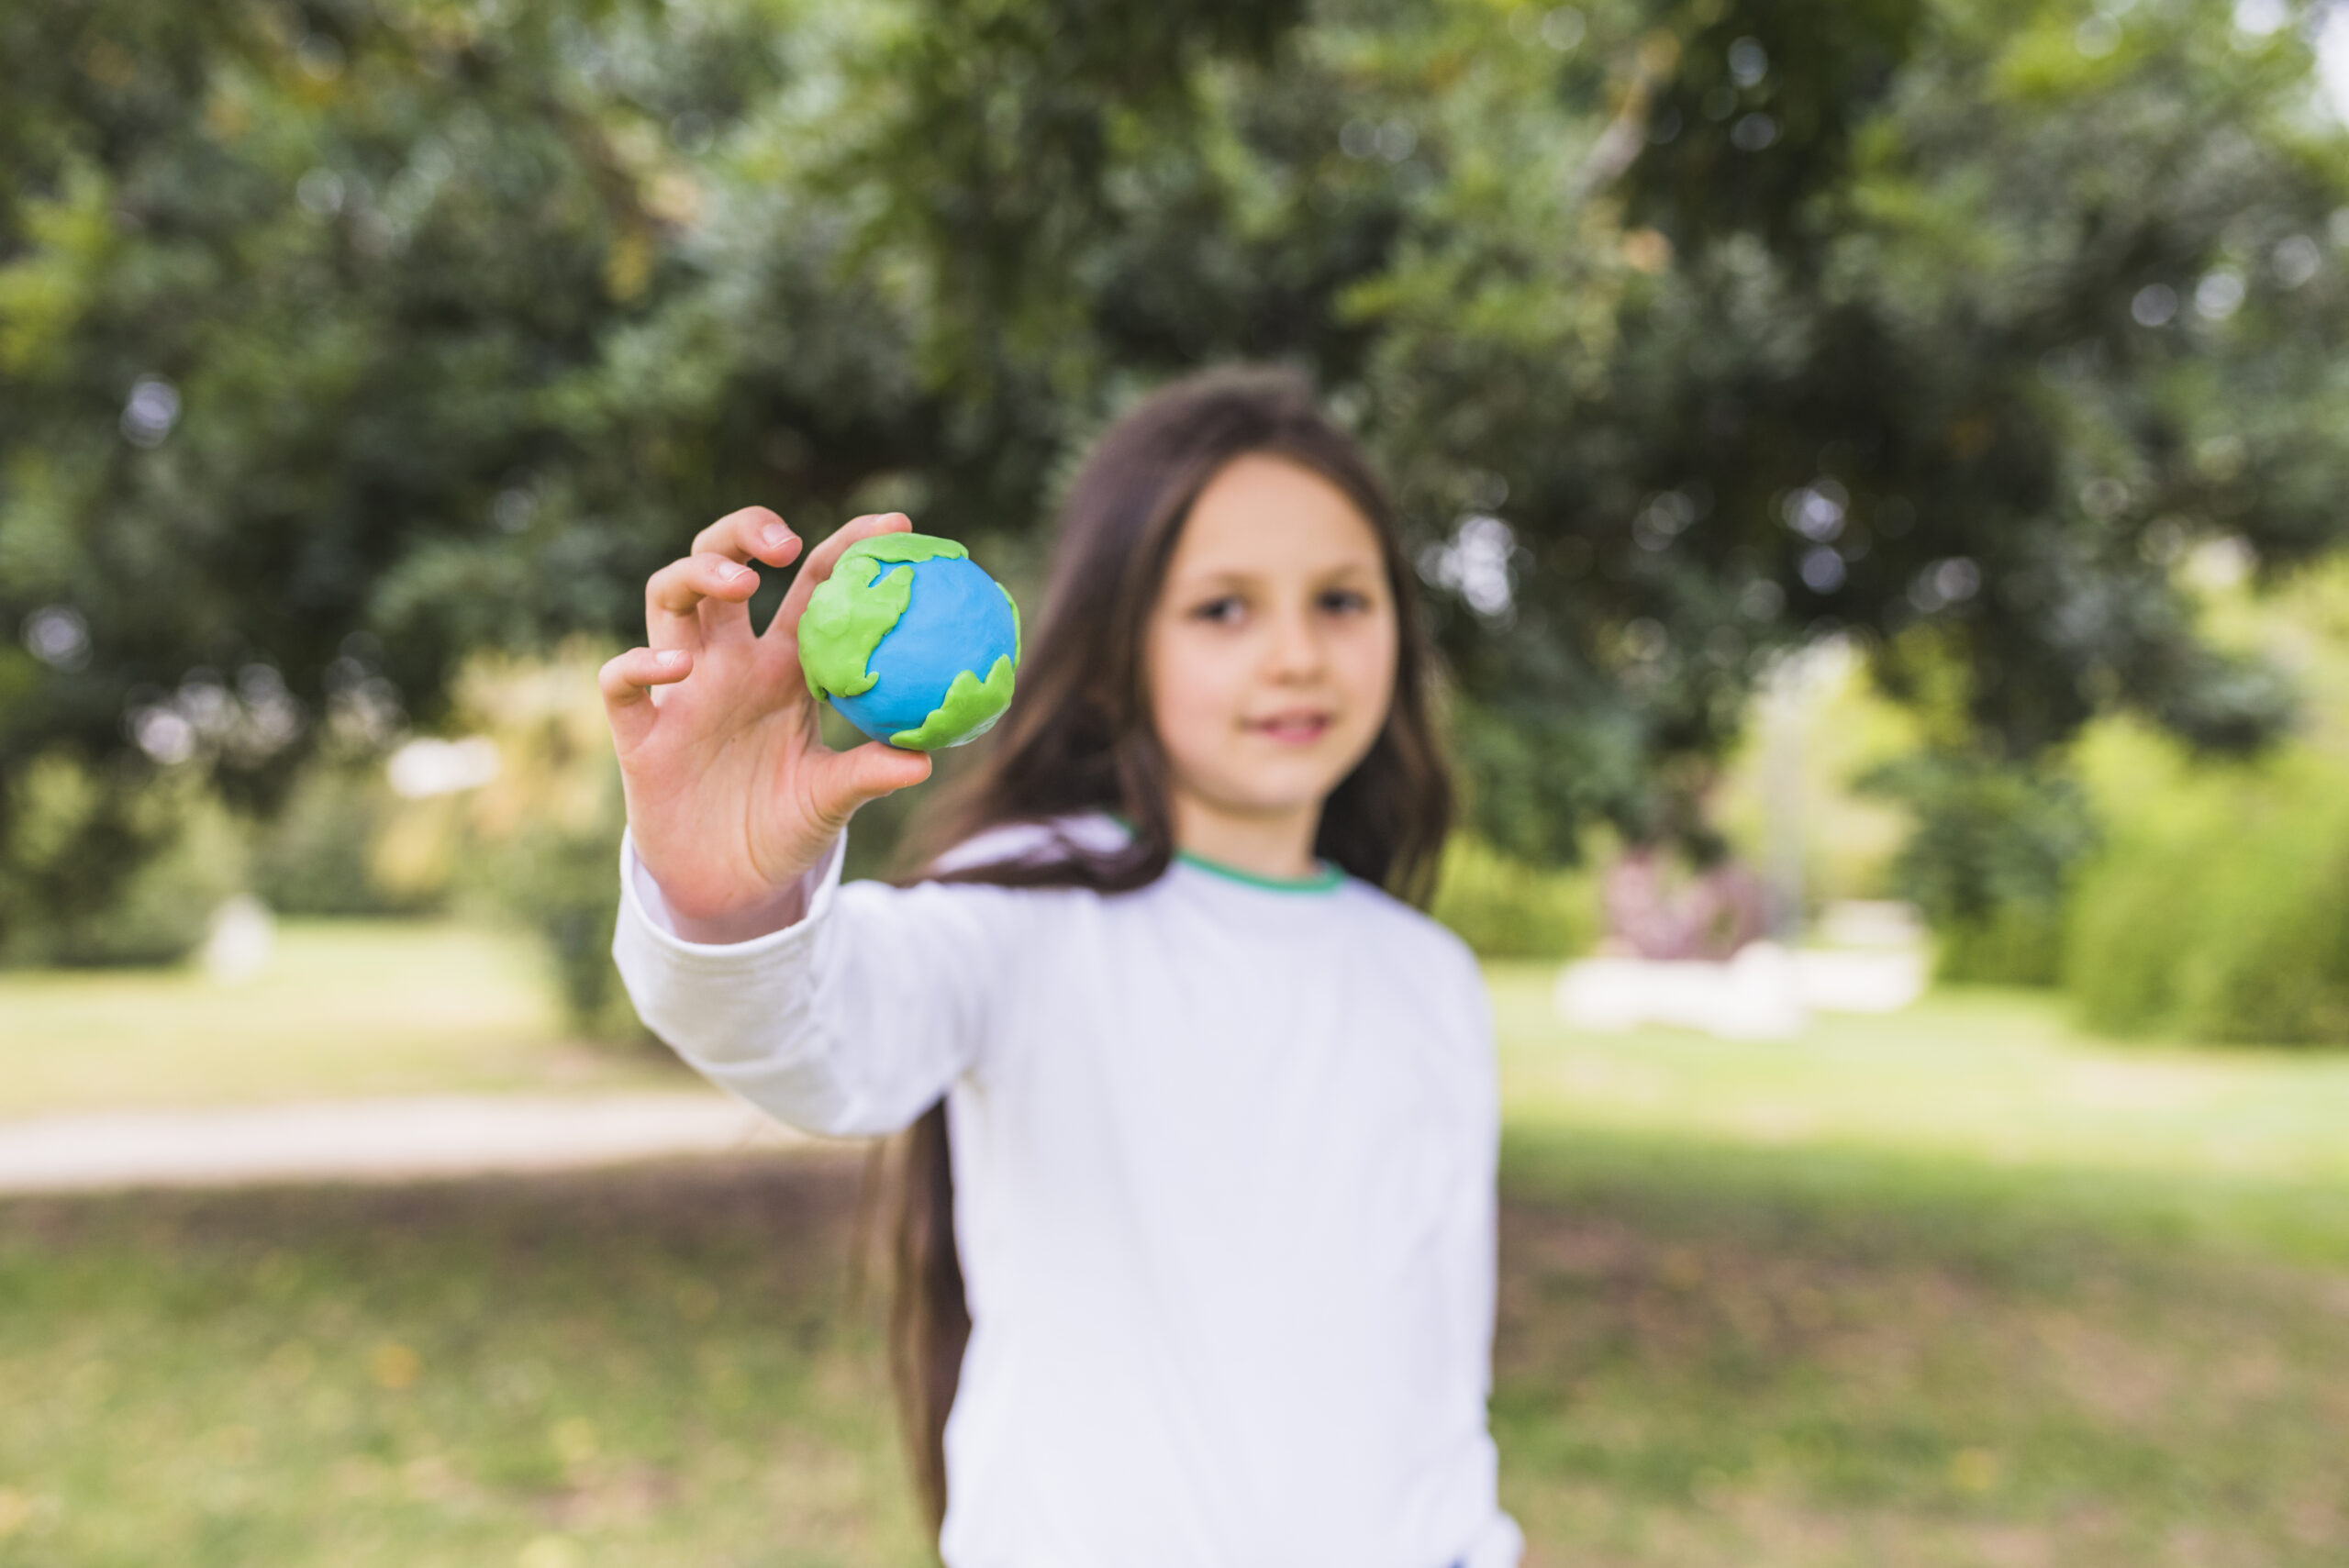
xmin=1319 ymin=587 xmax=1372 ymax=615
xmin=1191 ymin=595 xmax=1246 ymax=625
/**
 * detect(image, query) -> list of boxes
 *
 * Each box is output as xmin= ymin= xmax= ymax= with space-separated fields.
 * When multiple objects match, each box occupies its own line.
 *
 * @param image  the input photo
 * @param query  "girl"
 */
xmin=600 ymin=368 xmax=1521 ymax=1568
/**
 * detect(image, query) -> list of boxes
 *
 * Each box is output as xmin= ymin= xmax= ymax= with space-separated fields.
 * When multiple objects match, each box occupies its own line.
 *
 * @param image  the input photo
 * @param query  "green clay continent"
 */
xmin=850 ymin=533 xmax=969 ymax=567
xmin=890 ymin=653 xmax=1017 ymax=750
xmin=797 ymin=554 xmax=911 ymax=700
xmin=797 ymin=533 xmax=976 ymax=702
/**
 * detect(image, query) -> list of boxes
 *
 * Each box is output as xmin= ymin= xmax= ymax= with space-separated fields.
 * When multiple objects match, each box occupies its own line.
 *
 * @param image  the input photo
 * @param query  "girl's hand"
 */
xmin=598 ymin=507 xmax=934 ymax=943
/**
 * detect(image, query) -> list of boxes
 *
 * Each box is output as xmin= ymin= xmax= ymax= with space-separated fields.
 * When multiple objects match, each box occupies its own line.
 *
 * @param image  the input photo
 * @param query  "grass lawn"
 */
xmin=1487 ymin=966 xmax=2349 ymax=1564
xmin=0 ymin=920 xmax=683 ymax=1118
xmin=0 ymin=1158 xmax=925 ymax=1568
xmin=1490 ymin=966 xmax=2349 ymax=1191
xmin=1 ymin=936 xmax=2344 ymax=1564
xmin=1489 ymin=965 xmax=2349 ymax=1269
xmin=1490 ymin=1129 xmax=2347 ymax=1565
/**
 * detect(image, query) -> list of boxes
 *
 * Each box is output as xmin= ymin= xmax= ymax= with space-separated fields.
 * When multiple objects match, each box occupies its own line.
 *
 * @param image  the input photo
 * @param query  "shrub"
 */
xmin=444 ymin=646 xmax=651 ymax=1045
xmin=1432 ymin=836 xmax=1598 ymax=960
xmin=0 ymin=751 xmax=245 ymax=967
xmin=1935 ymin=903 xmax=2068 ymax=987
xmin=1861 ymin=751 xmax=2099 ymax=986
xmin=2179 ymin=827 xmax=2349 ymax=1043
xmin=2066 ymin=759 xmax=2349 ymax=1045
xmin=250 ymin=761 xmax=447 ymax=917
xmin=2065 ymin=841 xmax=2199 ymax=1035
xmin=477 ymin=805 xmax=647 ymax=1043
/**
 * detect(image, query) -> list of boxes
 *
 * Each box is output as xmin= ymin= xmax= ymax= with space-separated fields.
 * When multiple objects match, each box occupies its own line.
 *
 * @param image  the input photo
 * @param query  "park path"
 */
xmin=0 ymin=1092 xmax=811 ymax=1195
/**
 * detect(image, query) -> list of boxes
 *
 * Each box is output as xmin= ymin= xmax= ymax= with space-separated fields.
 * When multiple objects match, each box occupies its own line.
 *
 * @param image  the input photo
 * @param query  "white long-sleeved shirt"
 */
xmin=612 ymin=816 xmax=1522 ymax=1568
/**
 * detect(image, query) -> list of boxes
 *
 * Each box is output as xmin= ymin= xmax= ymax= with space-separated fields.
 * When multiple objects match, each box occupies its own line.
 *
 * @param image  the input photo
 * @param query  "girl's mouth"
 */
xmin=1249 ymin=711 xmax=1333 ymax=745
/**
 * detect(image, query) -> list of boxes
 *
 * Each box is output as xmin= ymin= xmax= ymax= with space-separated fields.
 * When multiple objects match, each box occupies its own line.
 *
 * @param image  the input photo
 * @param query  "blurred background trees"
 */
xmin=6 ymin=0 xmax=2349 ymax=1035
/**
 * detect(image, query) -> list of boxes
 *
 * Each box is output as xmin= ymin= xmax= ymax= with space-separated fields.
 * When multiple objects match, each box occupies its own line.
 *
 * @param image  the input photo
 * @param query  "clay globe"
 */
xmin=796 ymin=533 xmax=1021 ymax=751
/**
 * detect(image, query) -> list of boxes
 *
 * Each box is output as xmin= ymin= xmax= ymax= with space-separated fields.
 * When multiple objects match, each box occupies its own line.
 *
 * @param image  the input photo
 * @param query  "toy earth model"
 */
xmin=797 ymin=533 xmax=1021 ymax=751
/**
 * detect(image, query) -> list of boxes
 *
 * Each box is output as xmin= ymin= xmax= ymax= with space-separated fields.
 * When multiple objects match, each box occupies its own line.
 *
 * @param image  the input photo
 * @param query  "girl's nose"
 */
xmin=1263 ymin=607 xmax=1326 ymax=681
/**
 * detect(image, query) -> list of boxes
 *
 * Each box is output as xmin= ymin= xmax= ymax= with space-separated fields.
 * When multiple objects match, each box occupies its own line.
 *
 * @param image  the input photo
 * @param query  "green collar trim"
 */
xmin=1174 ymin=848 xmax=1344 ymax=895
xmin=1100 ymin=812 xmax=1343 ymax=893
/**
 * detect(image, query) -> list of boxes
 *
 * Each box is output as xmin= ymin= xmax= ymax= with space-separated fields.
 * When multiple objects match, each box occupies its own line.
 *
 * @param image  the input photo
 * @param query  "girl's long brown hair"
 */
xmin=880 ymin=364 xmax=1453 ymax=1540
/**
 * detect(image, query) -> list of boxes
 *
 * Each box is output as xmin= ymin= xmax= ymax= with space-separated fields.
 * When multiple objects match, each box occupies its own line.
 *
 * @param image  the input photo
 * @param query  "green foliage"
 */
xmin=2067 ymin=758 xmax=2349 ymax=1045
xmin=1860 ymin=749 xmax=2097 ymax=984
xmin=434 ymin=646 xmax=651 ymax=1044
xmin=472 ymin=800 xmax=647 ymax=1044
xmin=1934 ymin=902 xmax=2068 ymax=987
xmin=2062 ymin=839 xmax=2195 ymax=1035
xmin=1432 ymin=835 xmax=1598 ymax=959
xmin=0 ymin=751 xmax=243 ymax=966
xmin=250 ymin=760 xmax=443 ymax=917
xmin=7 ymin=0 xmax=2349 ymax=920
xmin=2176 ymin=823 xmax=2349 ymax=1046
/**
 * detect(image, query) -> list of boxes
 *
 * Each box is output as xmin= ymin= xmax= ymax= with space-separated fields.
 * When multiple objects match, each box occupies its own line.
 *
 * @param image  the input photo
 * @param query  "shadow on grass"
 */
xmin=1502 ymin=1122 xmax=2349 ymax=1277
xmin=1495 ymin=1125 xmax=2349 ymax=1567
xmin=1 ymin=1142 xmax=2344 ymax=1567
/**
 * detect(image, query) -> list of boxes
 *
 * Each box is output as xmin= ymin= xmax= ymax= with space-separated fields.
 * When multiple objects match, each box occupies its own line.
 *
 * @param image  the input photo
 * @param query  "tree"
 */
xmin=0 ymin=0 xmax=784 ymax=945
xmin=6 ymin=0 xmax=2346 ymax=956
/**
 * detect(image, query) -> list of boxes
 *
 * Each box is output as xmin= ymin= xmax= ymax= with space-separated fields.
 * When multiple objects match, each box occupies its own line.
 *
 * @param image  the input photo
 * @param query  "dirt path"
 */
xmin=0 ymin=1092 xmax=812 ymax=1193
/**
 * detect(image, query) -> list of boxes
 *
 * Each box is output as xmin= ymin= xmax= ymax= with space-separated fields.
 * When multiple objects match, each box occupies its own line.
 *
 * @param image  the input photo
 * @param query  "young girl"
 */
xmin=600 ymin=368 xmax=1522 ymax=1568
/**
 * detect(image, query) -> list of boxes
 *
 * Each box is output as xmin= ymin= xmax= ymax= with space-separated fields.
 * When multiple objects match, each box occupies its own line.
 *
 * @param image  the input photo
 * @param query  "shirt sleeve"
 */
xmin=610 ymin=828 xmax=1015 ymax=1138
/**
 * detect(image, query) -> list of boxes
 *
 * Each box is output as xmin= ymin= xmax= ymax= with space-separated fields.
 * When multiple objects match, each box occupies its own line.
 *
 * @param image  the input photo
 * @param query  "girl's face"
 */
xmin=1143 ymin=453 xmax=1399 ymax=833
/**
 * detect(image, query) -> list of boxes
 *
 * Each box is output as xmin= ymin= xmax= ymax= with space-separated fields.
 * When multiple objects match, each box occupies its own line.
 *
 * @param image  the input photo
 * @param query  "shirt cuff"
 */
xmin=618 ymin=828 xmax=845 ymax=960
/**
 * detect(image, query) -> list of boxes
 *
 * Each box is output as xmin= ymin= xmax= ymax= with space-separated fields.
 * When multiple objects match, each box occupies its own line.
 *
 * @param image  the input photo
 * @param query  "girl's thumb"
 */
xmin=810 ymin=741 xmax=933 ymax=824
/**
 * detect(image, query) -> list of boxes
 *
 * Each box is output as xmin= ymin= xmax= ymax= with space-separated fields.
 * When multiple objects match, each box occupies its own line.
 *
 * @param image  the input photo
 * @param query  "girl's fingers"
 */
xmin=806 ymin=739 xmax=932 ymax=823
xmin=646 ymin=550 xmax=762 ymax=652
xmin=766 ymin=512 xmax=914 ymax=643
xmin=694 ymin=506 xmax=804 ymax=569
xmin=599 ymin=647 xmax=693 ymax=751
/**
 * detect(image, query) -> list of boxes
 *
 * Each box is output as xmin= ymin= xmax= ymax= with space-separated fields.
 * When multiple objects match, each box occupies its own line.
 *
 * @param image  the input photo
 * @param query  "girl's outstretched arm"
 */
xmin=601 ymin=506 xmax=1004 ymax=1137
xmin=612 ymin=828 xmax=1017 ymax=1138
